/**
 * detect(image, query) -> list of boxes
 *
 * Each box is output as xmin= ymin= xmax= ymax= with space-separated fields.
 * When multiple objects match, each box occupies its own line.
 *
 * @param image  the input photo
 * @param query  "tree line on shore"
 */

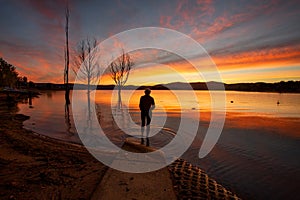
xmin=0 ymin=57 xmax=34 ymax=89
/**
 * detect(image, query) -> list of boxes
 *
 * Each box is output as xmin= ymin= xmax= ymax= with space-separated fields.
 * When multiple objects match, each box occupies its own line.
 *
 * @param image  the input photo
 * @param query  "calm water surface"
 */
xmin=18 ymin=90 xmax=300 ymax=200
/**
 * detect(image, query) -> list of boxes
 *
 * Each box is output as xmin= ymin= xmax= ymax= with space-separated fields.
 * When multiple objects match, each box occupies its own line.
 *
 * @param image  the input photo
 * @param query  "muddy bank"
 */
xmin=0 ymin=100 xmax=107 ymax=199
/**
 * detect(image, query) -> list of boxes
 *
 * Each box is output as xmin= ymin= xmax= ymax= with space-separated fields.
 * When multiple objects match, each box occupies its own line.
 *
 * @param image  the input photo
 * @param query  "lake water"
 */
xmin=18 ymin=90 xmax=300 ymax=200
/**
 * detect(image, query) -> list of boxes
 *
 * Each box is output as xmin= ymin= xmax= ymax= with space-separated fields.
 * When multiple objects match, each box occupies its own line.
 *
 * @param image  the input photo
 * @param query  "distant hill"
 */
xmin=151 ymin=81 xmax=300 ymax=93
xmin=33 ymin=81 xmax=300 ymax=93
xmin=224 ymin=81 xmax=300 ymax=93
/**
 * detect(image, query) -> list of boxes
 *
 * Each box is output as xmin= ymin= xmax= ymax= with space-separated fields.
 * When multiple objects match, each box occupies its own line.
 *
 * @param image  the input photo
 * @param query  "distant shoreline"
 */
xmin=30 ymin=80 xmax=300 ymax=93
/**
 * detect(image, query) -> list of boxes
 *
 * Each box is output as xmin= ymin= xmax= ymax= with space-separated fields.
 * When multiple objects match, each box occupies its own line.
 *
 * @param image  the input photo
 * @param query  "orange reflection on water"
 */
xmin=223 ymin=112 xmax=300 ymax=138
xmin=95 ymin=89 xmax=192 ymax=112
xmin=94 ymin=90 xmax=300 ymax=138
xmin=21 ymin=90 xmax=300 ymax=140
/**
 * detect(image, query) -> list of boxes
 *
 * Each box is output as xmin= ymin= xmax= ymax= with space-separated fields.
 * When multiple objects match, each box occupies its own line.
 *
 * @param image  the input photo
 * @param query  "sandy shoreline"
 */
xmin=0 ymin=100 xmax=108 ymax=199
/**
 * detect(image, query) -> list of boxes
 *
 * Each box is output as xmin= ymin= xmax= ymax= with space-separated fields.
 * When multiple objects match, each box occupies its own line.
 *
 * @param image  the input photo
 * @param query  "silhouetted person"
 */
xmin=139 ymin=88 xmax=155 ymax=146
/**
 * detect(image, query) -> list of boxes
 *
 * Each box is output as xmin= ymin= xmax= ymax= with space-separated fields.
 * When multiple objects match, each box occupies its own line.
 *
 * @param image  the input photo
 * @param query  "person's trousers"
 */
xmin=141 ymin=110 xmax=151 ymax=127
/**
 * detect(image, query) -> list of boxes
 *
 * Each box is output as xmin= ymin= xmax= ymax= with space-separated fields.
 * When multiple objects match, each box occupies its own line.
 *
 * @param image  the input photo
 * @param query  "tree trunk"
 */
xmin=64 ymin=5 xmax=70 ymax=105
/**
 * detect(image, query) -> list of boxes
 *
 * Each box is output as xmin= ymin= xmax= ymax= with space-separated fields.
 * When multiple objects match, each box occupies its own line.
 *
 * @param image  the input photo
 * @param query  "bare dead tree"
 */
xmin=109 ymin=50 xmax=133 ymax=108
xmin=64 ymin=4 xmax=70 ymax=105
xmin=73 ymin=37 xmax=100 ymax=121
xmin=73 ymin=37 xmax=100 ymax=94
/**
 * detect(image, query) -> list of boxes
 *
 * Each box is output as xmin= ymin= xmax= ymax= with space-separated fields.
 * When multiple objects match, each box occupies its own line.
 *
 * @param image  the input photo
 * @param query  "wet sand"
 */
xmin=0 ymin=98 xmax=108 ymax=199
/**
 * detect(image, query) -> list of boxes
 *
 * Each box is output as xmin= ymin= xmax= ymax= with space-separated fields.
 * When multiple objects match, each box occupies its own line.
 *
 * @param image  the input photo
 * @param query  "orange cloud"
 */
xmin=213 ymin=44 xmax=300 ymax=70
xmin=160 ymin=0 xmax=214 ymax=33
xmin=159 ymin=0 xmax=287 ymax=43
xmin=98 ymin=40 xmax=300 ymax=85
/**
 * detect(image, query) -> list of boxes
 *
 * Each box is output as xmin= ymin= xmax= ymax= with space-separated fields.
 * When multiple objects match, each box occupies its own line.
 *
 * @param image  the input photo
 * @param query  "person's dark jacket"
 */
xmin=139 ymin=95 xmax=155 ymax=111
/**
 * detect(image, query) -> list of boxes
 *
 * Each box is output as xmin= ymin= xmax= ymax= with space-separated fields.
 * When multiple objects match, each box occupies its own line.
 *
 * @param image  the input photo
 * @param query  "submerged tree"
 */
xmin=73 ymin=37 xmax=100 ymax=94
xmin=109 ymin=50 xmax=133 ymax=108
xmin=64 ymin=4 xmax=70 ymax=105
xmin=73 ymin=37 xmax=100 ymax=121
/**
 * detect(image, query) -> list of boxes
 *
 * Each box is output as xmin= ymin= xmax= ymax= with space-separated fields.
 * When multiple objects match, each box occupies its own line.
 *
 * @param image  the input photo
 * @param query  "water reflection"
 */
xmin=141 ymin=125 xmax=150 ymax=146
xmin=87 ymin=92 xmax=92 ymax=121
xmin=46 ymin=91 xmax=52 ymax=99
xmin=117 ymin=89 xmax=122 ymax=109
xmin=64 ymin=103 xmax=71 ymax=134
xmin=28 ymin=92 xmax=33 ymax=108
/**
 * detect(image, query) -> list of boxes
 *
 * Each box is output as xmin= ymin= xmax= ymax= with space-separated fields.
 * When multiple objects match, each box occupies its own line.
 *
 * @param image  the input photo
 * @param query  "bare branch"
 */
xmin=109 ymin=49 xmax=133 ymax=88
xmin=73 ymin=37 xmax=100 ymax=91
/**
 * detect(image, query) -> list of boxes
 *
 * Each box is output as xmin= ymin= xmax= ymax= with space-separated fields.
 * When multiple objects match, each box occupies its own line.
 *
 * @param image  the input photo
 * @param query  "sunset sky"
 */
xmin=0 ymin=0 xmax=300 ymax=84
